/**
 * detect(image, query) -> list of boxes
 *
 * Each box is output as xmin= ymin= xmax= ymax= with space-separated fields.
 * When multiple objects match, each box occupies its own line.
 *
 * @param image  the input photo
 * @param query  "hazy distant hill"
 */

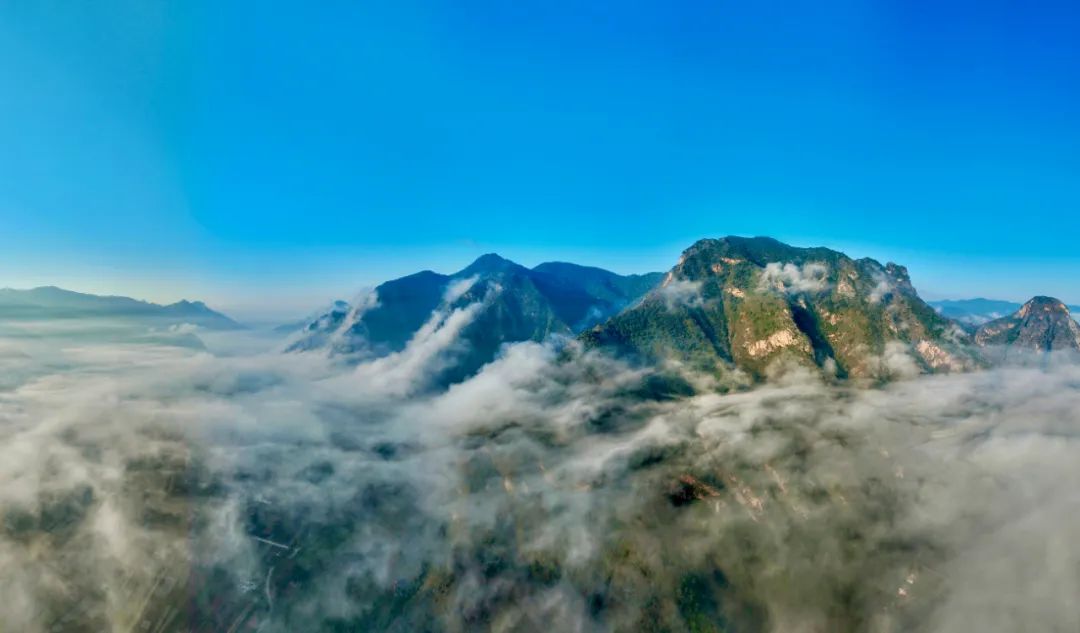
xmin=286 ymin=256 xmax=662 ymax=380
xmin=583 ymin=236 xmax=978 ymax=380
xmin=931 ymin=297 xmax=1080 ymax=326
xmin=0 ymin=286 xmax=242 ymax=330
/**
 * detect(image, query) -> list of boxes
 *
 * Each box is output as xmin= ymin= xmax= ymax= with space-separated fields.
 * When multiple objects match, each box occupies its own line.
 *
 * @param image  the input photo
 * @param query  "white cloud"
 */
xmin=657 ymin=278 xmax=704 ymax=310
xmin=759 ymin=261 xmax=830 ymax=294
xmin=167 ymin=322 xmax=200 ymax=334
xmin=443 ymin=275 xmax=479 ymax=304
xmin=347 ymin=295 xmax=488 ymax=397
xmin=868 ymin=278 xmax=892 ymax=304
xmin=870 ymin=340 xmax=923 ymax=379
xmin=284 ymin=289 xmax=380 ymax=355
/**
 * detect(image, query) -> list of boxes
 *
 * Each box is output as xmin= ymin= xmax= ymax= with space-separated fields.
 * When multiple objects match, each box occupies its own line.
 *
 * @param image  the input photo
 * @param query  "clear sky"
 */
xmin=2 ymin=1 xmax=1079 ymax=319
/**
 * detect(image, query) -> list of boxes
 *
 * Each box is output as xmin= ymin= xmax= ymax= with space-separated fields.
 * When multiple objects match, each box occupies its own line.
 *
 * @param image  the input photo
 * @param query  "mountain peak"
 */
xmin=1023 ymin=295 xmax=1068 ymax=308
xmin=675 ymin=236 xmax=849 ymax=274
xmin=683 ymin=236 xmax=787 ymax=257
xmin=1016 ymin=296 xmax=1071 ymax=321
xmin=459 ymin=253 xmax=521 ymax=276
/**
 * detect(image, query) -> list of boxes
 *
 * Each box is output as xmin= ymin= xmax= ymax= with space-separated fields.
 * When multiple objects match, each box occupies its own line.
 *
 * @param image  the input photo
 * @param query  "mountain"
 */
xmin=285 ymin=255 xmax=662 ymax=378
xmin=582 ymin=236 xmax=977 ymax=380
xmin=974 ymin=296 xmax=1080 ymax=355
xmin=930 ymin=298 xmax=1024 ymax=326
xmin=529 ymin=262 xmax=663 ymax=329
xmin=930 ymin=298 xmax=1080 ymax=326
xmin=0 ymin=286 xmax=242 ymax=330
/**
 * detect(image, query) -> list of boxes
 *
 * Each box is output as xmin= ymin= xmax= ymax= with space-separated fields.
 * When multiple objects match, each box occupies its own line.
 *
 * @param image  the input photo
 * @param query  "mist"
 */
xmin=1 ymin=311 xmax=1079 ymax=633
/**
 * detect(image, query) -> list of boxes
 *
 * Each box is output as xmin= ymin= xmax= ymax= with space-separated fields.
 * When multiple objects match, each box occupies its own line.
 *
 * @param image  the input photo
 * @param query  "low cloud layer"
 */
xmin=2 ymin=308 xmax=1080 ymax=632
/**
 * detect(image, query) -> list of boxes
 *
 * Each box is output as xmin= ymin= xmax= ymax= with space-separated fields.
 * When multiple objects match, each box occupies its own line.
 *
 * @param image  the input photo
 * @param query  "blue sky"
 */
xmin=2 ymin=1 xmax=1079 ymax=318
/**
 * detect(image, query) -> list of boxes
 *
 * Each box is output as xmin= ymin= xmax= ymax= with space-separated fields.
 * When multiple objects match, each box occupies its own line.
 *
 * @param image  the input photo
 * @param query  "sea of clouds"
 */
xmin=2 ymin=302 xmax=1080 ymax=633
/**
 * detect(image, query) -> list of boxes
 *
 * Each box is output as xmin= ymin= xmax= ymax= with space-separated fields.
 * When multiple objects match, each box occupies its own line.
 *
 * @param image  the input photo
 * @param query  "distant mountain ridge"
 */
xmin=931 ymin=298 xmax=1080 ymax=326
xmin=286 ymin=255 xmax=663 ymax=381
xmin=0 ymin=286 xmax=242 ymax=330
xmin=582 ymin=236 xmax=978 ymax=380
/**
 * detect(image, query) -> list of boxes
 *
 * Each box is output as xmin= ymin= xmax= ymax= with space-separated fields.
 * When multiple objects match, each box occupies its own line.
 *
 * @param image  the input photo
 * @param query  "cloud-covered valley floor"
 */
xmin=2 ymin=315 xmax=1079 ymax=633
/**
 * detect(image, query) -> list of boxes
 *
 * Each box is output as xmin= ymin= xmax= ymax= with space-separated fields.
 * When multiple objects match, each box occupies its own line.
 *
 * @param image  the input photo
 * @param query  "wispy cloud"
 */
xmin=657 ymin=278 xmax=704 ymax=310
xmin=759 ymin=262 xmax=830 ymax=294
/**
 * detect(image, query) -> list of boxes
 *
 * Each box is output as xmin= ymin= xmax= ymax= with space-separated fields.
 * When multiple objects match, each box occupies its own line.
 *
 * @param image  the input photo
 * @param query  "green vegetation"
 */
xmin=584 ymin=236 xmax=977 ymax=381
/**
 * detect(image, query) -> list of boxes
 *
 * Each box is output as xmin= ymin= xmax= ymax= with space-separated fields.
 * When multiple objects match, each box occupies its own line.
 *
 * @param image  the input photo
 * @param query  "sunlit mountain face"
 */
xmin=3 ymin=238 xmax=1080 ymax=633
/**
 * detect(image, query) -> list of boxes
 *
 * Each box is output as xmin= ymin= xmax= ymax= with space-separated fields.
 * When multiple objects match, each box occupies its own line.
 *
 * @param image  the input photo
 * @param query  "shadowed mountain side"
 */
xmin=284 ymin=255 xmax=663 ymax=381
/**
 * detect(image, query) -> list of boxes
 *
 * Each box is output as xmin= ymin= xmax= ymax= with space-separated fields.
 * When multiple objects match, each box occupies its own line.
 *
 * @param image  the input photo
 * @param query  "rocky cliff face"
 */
xmin=975 ymin=296 xmax=1080 ymax=355
xmin=582 ymin=236 xmax=977 ymax=380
